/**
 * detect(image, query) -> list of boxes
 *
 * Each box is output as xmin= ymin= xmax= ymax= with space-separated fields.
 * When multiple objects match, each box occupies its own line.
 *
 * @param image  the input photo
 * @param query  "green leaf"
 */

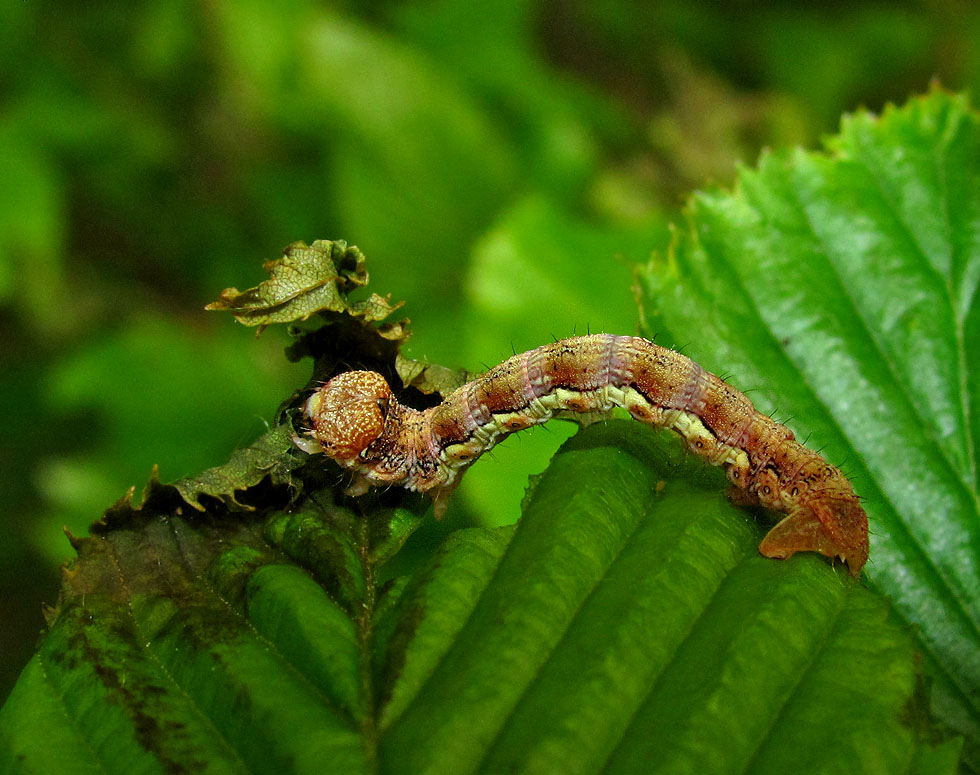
xmin=636 ymin=88 xmax=979 ymax=770
xmin=170 ymin=423 xmax=304 ymax=511
xmin=206 ymin=239 xmax=404 ymax=333
xmin=394 ymin=353 xmax=474 ymax=399
xmin=391 ymin=0 xmax=625 ymax=198
xmin=0 ymin=422 xmax=954 ymax=774
xmin=37 ymin=314 xmax=308 ymax=564
xmin=0 ymin=124 xmax=67 ymax=336
xmin=294 ymin=8 xmax=518 ymax=327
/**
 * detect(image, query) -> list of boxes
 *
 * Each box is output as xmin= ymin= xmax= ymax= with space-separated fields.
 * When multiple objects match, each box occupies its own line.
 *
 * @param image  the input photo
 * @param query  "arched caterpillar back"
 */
xmin=302 ymin=334 xmax=869 ymax=577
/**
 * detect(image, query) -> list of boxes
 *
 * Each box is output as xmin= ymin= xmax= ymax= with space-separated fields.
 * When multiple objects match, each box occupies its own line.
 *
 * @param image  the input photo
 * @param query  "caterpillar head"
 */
xmin=305 ymin=371 xmax=393 ymax=464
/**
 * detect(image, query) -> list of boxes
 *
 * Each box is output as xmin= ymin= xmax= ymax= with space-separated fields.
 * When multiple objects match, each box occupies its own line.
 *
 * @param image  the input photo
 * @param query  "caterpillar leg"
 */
xmin=725 ymin=485 xmax=760 ymax=508
xmin=346 ymin=475 xmax=373 ymax=498
xmin=430 ymin=480 xmax=461 ymax=520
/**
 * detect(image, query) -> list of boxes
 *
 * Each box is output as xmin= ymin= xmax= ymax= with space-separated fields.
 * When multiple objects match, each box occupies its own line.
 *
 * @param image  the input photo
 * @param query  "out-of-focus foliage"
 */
xmin=2 ymin=0 xmax=980 ymax=722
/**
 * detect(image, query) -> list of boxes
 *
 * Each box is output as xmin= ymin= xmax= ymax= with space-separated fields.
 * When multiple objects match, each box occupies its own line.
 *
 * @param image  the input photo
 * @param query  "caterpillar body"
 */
xmin=302 ymin=334 xmax=869 ymax=577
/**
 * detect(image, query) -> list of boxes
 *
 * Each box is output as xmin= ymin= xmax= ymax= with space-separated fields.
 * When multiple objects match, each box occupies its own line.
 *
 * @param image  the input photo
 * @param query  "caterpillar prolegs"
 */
xmin=302 ymin=335 xmax=869 ymax=577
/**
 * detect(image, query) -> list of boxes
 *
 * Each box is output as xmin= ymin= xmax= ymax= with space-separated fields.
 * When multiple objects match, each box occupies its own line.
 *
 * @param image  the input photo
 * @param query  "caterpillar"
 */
xmin=302 ymin=334 xmax=869 ymax=577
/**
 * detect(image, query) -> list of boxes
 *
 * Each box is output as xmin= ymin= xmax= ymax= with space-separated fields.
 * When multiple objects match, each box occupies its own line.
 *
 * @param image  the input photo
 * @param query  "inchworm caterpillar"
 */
xmin=302 ymin=335 xmax=869 ymax=576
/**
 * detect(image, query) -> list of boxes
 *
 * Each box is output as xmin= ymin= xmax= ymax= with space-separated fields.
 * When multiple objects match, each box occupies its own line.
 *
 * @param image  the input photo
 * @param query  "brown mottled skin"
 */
xmin=304 ymin=335 xmax=869 ymax=576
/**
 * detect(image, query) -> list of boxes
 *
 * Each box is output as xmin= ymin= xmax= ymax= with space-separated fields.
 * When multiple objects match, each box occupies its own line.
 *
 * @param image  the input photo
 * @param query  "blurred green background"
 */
xmin=2 ymin=0 xmax=979 ymax=704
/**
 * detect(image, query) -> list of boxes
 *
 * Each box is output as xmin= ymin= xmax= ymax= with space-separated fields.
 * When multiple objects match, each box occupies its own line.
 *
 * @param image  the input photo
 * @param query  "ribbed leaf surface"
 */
xmin=636 ymin=88 xmax=979 ymax=770
xmin=0 ymin=423 xmax=955 ymax=774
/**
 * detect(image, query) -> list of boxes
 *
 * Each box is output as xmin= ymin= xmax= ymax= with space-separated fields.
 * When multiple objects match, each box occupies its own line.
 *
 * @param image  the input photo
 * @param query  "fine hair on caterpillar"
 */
xmin=301 ymin=334 xmax=869 ymax=577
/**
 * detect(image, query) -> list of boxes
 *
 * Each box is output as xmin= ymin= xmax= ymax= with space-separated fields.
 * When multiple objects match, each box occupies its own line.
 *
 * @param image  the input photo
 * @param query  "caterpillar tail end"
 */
xmin=758 ymin=498 xmax=869 ymax=579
